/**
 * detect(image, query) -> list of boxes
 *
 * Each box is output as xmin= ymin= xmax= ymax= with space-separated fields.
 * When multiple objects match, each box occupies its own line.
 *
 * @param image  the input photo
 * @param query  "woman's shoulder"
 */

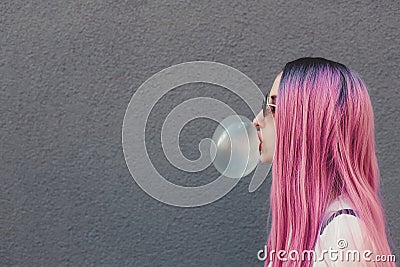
xmin=320 ymin=195 xmax=362 ymax=233
xmin=319 ymin=211 xmax=363 ymax=243
xmin=313 ymin=196 xmax=369 ymax=266
xmin=319 ymin=195 xmax=360 ymax=234
xmin=316 ymin=195 xmax=366 ymax=253
xmin=314 ymin=215 xmax=367 ymax=266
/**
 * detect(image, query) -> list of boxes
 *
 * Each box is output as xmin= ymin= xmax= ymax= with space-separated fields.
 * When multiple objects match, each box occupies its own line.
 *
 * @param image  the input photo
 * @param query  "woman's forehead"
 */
xmin=268 ymin=72 xmax=281 ymax=101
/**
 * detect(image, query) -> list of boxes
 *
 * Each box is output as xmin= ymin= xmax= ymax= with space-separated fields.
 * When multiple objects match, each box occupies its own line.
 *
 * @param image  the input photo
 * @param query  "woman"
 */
xmin=253 ymin=57 xmax=395 ymax=266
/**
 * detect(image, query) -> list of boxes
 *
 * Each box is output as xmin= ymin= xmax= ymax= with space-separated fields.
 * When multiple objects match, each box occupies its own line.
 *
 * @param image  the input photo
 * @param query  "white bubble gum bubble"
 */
xmin=211 ymin=115 xmax=260 ymax=178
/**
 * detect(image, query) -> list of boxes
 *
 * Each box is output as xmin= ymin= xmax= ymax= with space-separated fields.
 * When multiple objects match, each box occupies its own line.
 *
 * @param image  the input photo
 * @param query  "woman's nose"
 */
xmin=252 ymin=110 xmax=264 ymax=129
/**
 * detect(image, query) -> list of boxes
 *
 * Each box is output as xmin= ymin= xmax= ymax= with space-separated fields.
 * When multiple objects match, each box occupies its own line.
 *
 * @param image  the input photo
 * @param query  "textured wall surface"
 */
xmin=1 ymin=0 xmax=399 ymax=266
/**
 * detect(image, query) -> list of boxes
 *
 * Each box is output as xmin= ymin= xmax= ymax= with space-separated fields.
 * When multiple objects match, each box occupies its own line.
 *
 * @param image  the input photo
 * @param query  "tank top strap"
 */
xmin=319 ymin=208 xmax=357 ymax=235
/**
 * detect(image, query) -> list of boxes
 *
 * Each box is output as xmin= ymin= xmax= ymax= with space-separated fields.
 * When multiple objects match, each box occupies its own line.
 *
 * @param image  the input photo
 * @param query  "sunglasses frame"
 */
xmin=262 ymin=93 xmax=277 ymax=117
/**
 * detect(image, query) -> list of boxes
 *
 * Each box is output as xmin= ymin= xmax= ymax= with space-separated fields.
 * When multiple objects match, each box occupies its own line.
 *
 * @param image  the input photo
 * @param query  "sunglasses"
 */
xmin=262 ymin=93 xmax=277 ymax=117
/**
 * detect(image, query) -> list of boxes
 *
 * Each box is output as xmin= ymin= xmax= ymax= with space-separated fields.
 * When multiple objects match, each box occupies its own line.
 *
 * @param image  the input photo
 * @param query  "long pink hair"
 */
xmin=265 ymin=57 xmax=395 ymax=266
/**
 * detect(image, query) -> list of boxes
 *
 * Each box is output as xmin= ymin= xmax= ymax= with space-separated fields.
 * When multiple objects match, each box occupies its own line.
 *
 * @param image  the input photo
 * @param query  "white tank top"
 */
xmin=313 ymin=195 xmax=366 ymax=266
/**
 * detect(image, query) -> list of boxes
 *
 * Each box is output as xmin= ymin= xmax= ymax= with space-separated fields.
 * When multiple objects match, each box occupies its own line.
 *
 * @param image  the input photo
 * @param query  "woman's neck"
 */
xmin=327 ymin=190 xmax=341 ymax=205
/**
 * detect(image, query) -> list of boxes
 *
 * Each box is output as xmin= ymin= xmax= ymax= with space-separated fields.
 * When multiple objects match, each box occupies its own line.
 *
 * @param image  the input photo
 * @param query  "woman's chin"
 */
xmin=259 ymin=152 xmax=272 ymax=164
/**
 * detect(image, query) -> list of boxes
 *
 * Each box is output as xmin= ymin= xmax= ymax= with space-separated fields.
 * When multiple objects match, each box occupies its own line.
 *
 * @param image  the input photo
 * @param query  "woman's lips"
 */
xmin=257 ymin=130 xmax=262 ymax=151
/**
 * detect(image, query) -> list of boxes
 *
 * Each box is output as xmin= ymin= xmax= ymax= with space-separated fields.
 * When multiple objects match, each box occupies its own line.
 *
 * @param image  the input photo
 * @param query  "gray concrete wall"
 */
xmin=1 ymin=0 xmax=399 ymax=266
